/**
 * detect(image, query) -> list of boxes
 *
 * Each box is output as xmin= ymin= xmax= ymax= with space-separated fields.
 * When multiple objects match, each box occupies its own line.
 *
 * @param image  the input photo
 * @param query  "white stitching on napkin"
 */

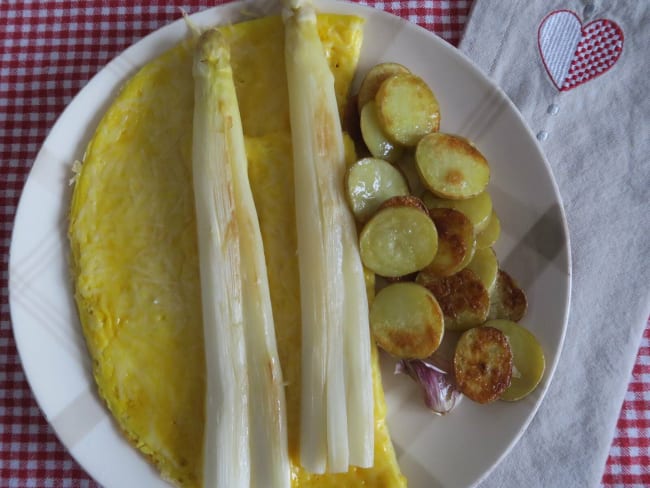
xmin=538 ymin=9 xmax=624 ymax=92
xmin=539 ymin=10 xmax=582 ymax=89
xmin=535 ymin=8 xmax=625 ymax=141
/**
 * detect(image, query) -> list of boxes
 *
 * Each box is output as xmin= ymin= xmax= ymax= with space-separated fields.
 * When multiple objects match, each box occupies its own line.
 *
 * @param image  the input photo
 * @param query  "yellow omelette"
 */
xmin=69 ymin=13 xmax=405 ymax=488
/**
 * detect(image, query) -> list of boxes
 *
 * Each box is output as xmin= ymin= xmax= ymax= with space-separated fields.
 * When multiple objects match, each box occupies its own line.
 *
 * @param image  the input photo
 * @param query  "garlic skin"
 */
xmin=395 ymin=359 xmax=462 ymax=415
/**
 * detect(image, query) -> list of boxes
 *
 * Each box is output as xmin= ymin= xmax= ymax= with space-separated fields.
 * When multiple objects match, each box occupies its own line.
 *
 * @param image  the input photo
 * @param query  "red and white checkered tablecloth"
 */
xmin=0 ymin=1 xmax=647 ymax=486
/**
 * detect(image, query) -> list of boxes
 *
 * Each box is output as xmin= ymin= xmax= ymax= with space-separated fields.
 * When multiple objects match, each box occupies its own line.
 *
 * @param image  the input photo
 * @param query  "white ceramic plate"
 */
xmin=9 ymin=1 xmax=571 ymax=487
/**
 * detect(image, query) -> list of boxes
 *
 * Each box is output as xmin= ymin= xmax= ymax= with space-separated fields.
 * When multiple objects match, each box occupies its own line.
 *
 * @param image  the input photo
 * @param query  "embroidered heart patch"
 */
xmin=538 ymin=10 xmax=624 ymax=92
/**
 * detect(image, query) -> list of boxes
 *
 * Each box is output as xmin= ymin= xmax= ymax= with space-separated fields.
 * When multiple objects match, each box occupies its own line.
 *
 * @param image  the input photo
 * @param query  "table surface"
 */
xmin=1 ymin=1 xmax=648 ymax=486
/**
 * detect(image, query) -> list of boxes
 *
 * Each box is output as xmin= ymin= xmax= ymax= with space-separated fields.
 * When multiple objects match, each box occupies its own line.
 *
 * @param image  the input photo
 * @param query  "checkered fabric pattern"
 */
xmin=0 ymin=1 xmax=646 ymax=487
xmin=602 ymin=322 xmax=650 ymax=486
xmin=562 ymin=18 xmax=624 ymax=91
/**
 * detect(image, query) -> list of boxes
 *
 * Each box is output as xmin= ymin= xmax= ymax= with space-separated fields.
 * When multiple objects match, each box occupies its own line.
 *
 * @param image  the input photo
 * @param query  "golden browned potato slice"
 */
xmin=487 ymin=269 xmax=528 ymax=322
xmin=454 ymin=326 xmax=513 ymax=404
xmin=376 ymin=73 xmax=440 ymax=146
xmin=484 ymin=320 xmax=545 ymax=401
xmin=370 ymin=282 xmax=444 ymax=359
xmin=416 ymin=133 xmax=490 ymax=199
xmin=357 ymin=62 xmax=411 ymax=112
xmin=360 ymin=101 xmax=404 ymax=162
xmin=425 ymin=208 xmax=475 ymax=277
xmin=476 ymin=209 xmax=501 ymax=249
xmin=360 ymin=206 xmax=438 ymax=278
xmin=422 ymin=190 xmax=493 ymax=233
xmin=416 ymin=268 xmax=489 ymax=331
xmin=466 ymin=247 xmax=498 ymax=293
xmin=378 ymin=194 xmax=429 ymax=214
xmin=346 ymin=157 xmax=410 ymax=222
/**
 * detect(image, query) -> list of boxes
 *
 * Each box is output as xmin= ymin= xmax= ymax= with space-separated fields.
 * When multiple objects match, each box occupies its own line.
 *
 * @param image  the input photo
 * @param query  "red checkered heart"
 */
xmin=538 ymin=10 xmax=624 ymax=92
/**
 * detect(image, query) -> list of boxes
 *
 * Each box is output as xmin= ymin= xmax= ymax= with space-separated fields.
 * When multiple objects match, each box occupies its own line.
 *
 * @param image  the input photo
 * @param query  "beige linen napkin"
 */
xmin=459 ymin=0 xmax=650 ymax=486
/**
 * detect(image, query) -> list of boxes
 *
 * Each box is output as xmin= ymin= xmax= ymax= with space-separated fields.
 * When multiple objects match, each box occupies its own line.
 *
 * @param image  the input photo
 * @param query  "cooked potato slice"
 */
xmin=394 ymin=153 xmax=426 ymax=196
xmin=370 ymin=282 xmax=444 ymax=359
xmin=378 ymin=195 xmax=429 ymax=214
xmin=364 ymin=266 xmax=376 ymax=306
xmin=343 ymin=132 xmax=357 ymax=167
xmin=360 ymin=101 xmax=404 ymax=163
xmin=484 ymin=320 xmax=545 ymax=401
xmin=466 ymin=247 xmax=498 ymax=293
xmin=357 ymin=62 xmax=410 ymax=112
xmin=454 ymin=326 xmax=513 ymax=404
xmin=376 ymin=73 xmax=440 ymax=146
xmin=476 ymin=209 xmax=501 ymax=249
xmin=360 ymin=206 xmax=438 ymax=278
xmin=346 ymin=157 xmax=410 ymax=222
xmin=382 ymin=274 xmax=417 ymax=286
xmin=416 ymin=268 xmax=489 ymax=331
xmin=422 ymin=190 xmax=493 ymax=233
xmin=487 ymin=269 xmax=528 ymax=322
xmin=416 ymin=133 xmax=490 ymax=199
xmin=425 ymin=208 xmax=475 ymax=277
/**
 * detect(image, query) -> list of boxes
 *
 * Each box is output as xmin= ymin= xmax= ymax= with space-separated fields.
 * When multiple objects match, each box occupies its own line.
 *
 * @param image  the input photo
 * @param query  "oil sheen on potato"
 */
xmin=69 ymin=14 xmax=405 ymax=488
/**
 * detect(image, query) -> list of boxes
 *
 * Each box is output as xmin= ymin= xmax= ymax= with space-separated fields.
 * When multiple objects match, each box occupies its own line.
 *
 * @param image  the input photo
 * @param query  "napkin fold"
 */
xmin=460 ymin=0 xmax=649 ymax=486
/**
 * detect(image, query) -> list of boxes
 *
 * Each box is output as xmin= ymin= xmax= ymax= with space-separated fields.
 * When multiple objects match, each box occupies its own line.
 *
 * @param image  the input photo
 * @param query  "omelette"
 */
xmin=69 ymin=13 xmax=405 ymax=488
